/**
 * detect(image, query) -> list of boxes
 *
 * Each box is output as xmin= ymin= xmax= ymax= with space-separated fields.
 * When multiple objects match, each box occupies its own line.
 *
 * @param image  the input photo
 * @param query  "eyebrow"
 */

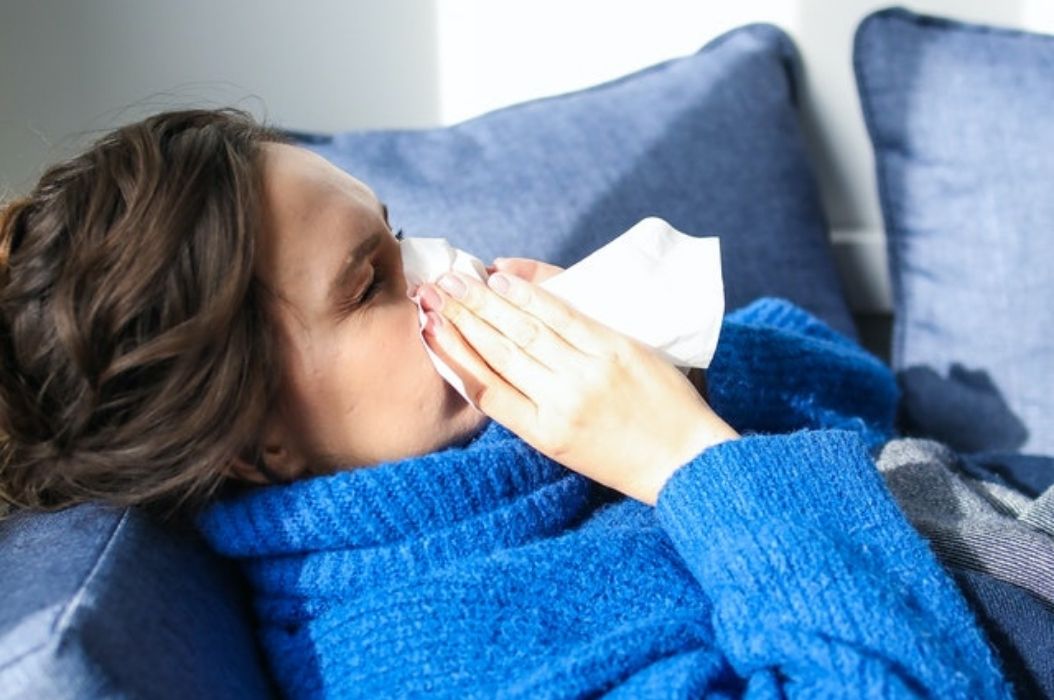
xmin=329 ymin=230 xmax=385 ymax=305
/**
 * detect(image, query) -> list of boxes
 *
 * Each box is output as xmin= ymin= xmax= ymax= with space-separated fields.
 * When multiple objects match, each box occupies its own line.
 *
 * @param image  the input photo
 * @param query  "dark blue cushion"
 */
xmin=286 ymin=23 xmax=858 ymax=341
xmin=951 ymin=567 xmax=1054 ymax=700
xmin=0 ymin=504 xmax=276 ymax=698
xmin=854 ymin=7 xmax=1054 ymax=457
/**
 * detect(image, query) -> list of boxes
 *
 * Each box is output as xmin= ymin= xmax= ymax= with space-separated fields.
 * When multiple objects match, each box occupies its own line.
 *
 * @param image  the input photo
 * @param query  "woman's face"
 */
xmin=243 ymin=143 xmax=488 ymax=482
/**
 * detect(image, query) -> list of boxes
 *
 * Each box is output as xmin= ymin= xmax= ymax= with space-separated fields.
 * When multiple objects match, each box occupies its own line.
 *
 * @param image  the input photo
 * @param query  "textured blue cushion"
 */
xmin=287 ymin=23 xmax=858 ymax=341
xmin=0 ymin=504 xmax=276 ymax=698
xmin=855 ymin=7 xmax=1054 ymax=456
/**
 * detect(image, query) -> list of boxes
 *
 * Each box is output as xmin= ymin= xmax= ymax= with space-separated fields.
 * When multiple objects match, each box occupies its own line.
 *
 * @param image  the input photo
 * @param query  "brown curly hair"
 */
xmin=0 ymin=107 xmax=293 ymax=521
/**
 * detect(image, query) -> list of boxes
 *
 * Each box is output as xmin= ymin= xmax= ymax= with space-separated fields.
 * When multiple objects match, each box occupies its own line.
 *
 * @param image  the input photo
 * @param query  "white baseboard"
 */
xmin=829 ymin=227 xmax=892 ymax=315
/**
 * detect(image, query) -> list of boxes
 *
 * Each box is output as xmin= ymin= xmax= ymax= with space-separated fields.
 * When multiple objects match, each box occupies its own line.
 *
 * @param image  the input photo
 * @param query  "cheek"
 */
xmin=354 ymin=302 xmax=438 ymax=396
xmin=290 ymin=302 xmax=446 ymax=433
xmin=394 ymin=303 xmax=442 ymax=389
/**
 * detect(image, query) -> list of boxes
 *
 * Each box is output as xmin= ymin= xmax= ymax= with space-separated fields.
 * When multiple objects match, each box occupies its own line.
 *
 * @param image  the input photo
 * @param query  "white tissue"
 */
xmin=401 ymin=237 xmax=491 ymax=400
xmin=400 ymin=236 xmax=490 ymax=293
xmin=401 ymin=217 xmax=724 ymax=406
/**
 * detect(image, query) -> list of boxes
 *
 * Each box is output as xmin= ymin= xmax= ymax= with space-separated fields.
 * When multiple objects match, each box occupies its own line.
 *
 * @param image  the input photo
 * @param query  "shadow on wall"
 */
xmin=896 ymin=364 xmax=1033 ymax=454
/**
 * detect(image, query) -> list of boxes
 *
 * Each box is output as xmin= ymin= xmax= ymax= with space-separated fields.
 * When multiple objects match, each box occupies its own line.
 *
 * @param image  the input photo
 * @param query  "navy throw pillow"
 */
xmin=855 ymin=7 xmax=1054 ymax=456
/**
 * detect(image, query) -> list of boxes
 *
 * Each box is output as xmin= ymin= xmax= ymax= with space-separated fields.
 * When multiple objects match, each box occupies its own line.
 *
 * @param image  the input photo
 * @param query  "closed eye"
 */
xmin=336 ymin=266 xmax=384 ymax=317
xmin=361 ymin=271 xmax=385 ymax=303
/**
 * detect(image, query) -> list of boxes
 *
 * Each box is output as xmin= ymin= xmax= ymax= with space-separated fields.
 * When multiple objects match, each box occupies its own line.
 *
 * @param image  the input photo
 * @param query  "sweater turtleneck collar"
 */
xmin=195 ymin=419 xmax=601 ymax=560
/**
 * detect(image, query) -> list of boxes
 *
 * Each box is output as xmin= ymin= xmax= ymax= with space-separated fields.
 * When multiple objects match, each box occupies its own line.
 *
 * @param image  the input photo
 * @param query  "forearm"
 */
xmin=653 ymin=428 xmax=1011 ymax=698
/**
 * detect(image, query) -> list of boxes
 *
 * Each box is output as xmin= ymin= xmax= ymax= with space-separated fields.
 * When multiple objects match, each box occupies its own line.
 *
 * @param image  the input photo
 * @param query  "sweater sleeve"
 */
xmin=654 ymin=427 xmax=1012 ymax=699
xmin=707 ymin=298 xmax=900 ymax=451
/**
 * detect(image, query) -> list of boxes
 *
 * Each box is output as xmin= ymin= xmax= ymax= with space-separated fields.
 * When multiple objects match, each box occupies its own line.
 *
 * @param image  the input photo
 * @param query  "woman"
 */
xmin=0 ymin=109 xmax=1011 ymax=697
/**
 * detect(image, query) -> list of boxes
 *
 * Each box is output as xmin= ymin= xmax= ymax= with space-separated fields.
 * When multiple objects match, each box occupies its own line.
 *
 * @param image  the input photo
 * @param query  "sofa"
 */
xmin=2 ymin=7 xmax=1051 ymax=698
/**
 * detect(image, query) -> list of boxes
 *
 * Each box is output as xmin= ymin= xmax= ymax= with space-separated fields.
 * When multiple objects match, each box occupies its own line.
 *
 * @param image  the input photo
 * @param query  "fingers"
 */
xmin=427 ymin=273 xmax=581 ymax=373
xmin=420 ymin=279 xmax=564 ymax=406
xmin=420 ymin=309 xmax=537 ymax=425
xmin=482 ymin=271 xmax=613 ymax=357
xmin=419 ymin=268 xmax=624 ymax=430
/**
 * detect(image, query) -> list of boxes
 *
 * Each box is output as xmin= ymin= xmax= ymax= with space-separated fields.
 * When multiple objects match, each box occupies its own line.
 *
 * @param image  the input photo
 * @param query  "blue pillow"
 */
xmin=0 ymin=504 xmax=276 ymax=698
xmin=286 ymin=23 xmax=858 ymax=341
xmin=855 ymin=7 xmax=1054 ymax=457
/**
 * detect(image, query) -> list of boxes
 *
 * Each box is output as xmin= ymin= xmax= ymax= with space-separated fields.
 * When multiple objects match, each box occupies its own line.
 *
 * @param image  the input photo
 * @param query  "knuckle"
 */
xmin=547 ymin=304 xmax=575 ymax=337
xmin=557 ymin=376 xmax=593 ymax=420
xmin=588 ymin=330 xmax=639 ymax=369
xmin=443 ymin=299 xmax=467 ymax=324
xmin=610 ymin=335 xmax=639 ymax=363
xmin=474 ymin=287 xmax=506 ymax=322
xmin=581 ymin=357 xmax=616 ymax=389
xmin=613 ymin=331 xmax=634 ymax=350
xmin=510 ymin=318 xmax=540 ymax=349
xmin=559 ymin=400 xmax=588 ymax=435
xmin=611 ymin=338 xmax=634 ymax=363
xmin=538 ymin=418 xmax=574 ymax=458
xmin=459 ymin=280 xmax=483 ymax=309
xmin=533 ymin=396 xmax=579 ymax=455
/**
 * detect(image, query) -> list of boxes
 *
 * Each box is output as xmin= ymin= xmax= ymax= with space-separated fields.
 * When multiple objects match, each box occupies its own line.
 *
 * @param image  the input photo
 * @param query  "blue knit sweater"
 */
xmin=196 ymin=297 xmax=1011 ymax=699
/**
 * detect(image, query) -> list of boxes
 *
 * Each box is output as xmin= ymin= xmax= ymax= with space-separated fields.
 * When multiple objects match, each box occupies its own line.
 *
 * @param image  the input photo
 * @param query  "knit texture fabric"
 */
xmin=196 ymin=297 xmax=1011 ymax=699
xmin=877 ymin=436 xmax=1054 ymax=607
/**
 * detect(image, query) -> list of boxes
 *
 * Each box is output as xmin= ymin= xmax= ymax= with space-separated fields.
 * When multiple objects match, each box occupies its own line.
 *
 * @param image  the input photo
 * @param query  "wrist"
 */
xmin=640 ymin=410 xmax=741 ymax=506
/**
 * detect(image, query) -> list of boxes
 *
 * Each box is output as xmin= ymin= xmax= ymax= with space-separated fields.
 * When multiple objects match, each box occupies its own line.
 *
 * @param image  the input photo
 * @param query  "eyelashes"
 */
xmin=337 ymin=229 xmax=401 ymax=317
xmin=360 ymin=271 xmax=385 ymax=304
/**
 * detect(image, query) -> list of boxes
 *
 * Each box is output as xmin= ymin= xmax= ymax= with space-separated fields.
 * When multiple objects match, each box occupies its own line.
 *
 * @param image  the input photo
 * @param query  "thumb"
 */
xmin=490 ymin=257 xmax=564 ymax=284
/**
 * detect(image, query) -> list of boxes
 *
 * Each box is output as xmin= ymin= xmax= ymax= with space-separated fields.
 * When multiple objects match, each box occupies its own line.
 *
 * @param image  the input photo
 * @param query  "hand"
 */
xmin=498 ymin=260 xmax=726 ymax=454
xmin=416 ymin=267 xmax=739 ymax=506
xmin=491 ymin=257 xmax=710 ymax=404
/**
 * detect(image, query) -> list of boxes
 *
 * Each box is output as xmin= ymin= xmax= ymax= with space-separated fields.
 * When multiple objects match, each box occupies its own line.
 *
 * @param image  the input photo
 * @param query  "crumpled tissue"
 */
xmin=401 ymin=217 xmax=724 ymax=405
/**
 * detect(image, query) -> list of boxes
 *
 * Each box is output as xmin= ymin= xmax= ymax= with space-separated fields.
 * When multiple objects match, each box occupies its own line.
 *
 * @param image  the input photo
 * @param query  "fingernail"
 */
xmin=419 ymin=284 xmax=442 ymax=311
xmin=487 ymin=273 xmax=510 ymax=295
xmin=437 ymin=272 xmax=466 ymax=299
xmin=424 ymin=310 xmax=443 ymax=334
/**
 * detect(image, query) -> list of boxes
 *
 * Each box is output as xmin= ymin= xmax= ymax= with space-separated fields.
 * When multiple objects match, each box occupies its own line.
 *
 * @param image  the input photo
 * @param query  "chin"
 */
xmin=449 ymin=394 xmax=489 ymax=443
xmin=453 ymin=417 xmax=490 ymax=449
xmin=429 ymin=372 xmax=490 ymax=448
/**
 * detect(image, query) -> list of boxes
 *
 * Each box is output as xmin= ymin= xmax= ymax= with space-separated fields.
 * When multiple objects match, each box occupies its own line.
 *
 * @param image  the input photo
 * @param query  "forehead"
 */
xmin=259 ymin=142 xmax=379 ymax=221
xmin=255 ymin=143 xmax=383 ymax=311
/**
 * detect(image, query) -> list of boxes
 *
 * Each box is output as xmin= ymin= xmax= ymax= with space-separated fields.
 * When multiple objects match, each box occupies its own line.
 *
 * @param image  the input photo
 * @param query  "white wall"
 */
xmin=0 ymin=0 xmax=438 ymax=195
xmin=3 ymin=1 xmax=1052 ymax=313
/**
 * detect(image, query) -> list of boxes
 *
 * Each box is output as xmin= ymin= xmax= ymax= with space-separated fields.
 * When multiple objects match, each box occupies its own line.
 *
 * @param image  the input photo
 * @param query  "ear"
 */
xmin=227 ymin=413 xmax=309 ymax=485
